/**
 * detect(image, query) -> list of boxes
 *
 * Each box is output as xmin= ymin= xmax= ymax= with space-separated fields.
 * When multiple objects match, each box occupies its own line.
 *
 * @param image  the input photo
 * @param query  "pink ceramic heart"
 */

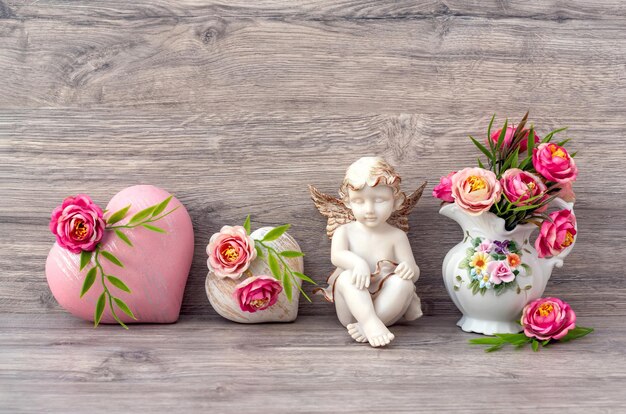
xmin=45 ymin=185 xmax=194 ymax=324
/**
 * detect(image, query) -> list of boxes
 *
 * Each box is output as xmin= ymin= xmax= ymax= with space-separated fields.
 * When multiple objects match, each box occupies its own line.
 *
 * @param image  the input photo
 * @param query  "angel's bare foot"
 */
xmin=403 ymin=292 xmax=423 ymax=321
xmin=349 ymin=318 xmax=395 ymax=347
xmin=347 ymin=323 xmax=367 ymax=343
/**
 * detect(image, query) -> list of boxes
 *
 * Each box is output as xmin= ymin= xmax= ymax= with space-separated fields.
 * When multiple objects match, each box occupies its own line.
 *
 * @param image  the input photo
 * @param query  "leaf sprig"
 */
xmin=78 ymin=196 xmax=178 ymax=328
xmin=244 ymin=215 xmax=316 ymax=303
xmin=469 ymin=327 xmax=593 ymax=352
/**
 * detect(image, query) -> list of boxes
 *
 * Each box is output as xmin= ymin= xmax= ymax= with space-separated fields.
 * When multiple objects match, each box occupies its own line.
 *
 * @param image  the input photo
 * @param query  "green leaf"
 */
xmin=542 ymin=127 xmax=568 ymax=143
xmin=485 ymin=344 xmax=504 ymax=353
xmin=293 ymin=271 xmax=316 ymax=284
xmin=570 ymin=151 xmax=578 ymax=158
xmin=542 ymin=340 xmax=551 ymax=346
xmin=507 ymin=203 xmax=545 ymax=213
xmin=94 ymin=292 xmax=106 ymax=327
xmin=279 ymin=250 xmax=305 ymax=258
xmin=113 ymin=297 xmax=137 ymax=320
xmin=282 ymin=271 xmax=293 ymax=301
xmin=80 ymin=250 xmax=93 ymax=271
xmin=262 ymin=224 xmax=291 ymax=242
xmin=499 ymin=149 xmax=517 ymax=175
xmin=142 ymin=224 xmax=166 ymax=233
xmin=128 ymin=205 xmax=156 ymax=225
xmin=477 ymin=158 xmax=485 ymax=169
xmin=495 ymin=333 xmax=531 ymax=345
xmin=106 ymin=204 xmax=131 ymax=225
xmin=268 ymin=252 xmax=281 ymax=280
xmin=254 ymin=244 xmax=264 ymax=258
xmin=295 ymin=281 xmax=312 ymax=303
xmin=470 ymin=136 xmax=494 ymax=163
xmin=114 ymin=230 xmax=133 ymax=247
xmin=469 ymin=337 xmax=503 ymax=345
xmin=101 ymin=250 xmax=124 ymax=268
xmin=152 ymin=196 xmax=172 ymax=217
xmin=496 ymin=119 xmax=508 ymax=151
xmin=557 ymin=138 xmax=571 ymax=147
xmin=518 ymin=155 xmax=533 ymax=171
xmin=486 ymin=114 xmax=496 ymax=151
xmin=532 ymin=340 xmax=540 ymax=352
xmin=559 ymin=327 xmax=594 ymax=342
xmin=80 ymin=267 xmax=98 ymax=298
xmin=107 ymin=276 xmax=131 ymax=293
xmin=243 ymin=214 xmax=251 ymax=235
xmin=511 ymin=148 xmax=519 ymax=169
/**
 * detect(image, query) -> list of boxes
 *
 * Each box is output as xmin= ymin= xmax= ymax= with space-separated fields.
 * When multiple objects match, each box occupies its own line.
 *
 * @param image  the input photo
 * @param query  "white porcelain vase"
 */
xmin=440 ymin=198 xmax=576 ymax=335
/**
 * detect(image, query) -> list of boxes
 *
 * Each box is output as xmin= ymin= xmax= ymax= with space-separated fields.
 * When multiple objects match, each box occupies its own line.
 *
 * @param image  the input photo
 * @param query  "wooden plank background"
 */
xmin=1 ymin=1 xmax=625 ymax=412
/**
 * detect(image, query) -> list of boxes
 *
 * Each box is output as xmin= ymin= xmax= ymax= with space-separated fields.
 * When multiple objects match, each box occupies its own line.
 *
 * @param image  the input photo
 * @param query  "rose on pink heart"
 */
xmin=45 ymin=185 xmax=194 ymax=325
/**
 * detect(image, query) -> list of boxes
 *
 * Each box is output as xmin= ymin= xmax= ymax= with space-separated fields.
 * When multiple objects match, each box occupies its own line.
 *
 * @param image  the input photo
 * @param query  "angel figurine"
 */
xmin=309 ymin=157 xmax=427 ymax=347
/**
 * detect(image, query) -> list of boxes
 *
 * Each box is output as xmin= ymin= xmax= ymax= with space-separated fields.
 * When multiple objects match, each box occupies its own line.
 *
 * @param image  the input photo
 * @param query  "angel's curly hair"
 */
xmin=339 ymin=157 xmax=405 ymax=204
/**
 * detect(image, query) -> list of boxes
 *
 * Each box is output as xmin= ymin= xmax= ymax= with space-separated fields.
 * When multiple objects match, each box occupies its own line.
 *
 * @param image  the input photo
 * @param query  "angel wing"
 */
xmin=308 ymin=185 xmax=355 ymax=239
xmin=388 ymin=181 xmax=428 ymax=232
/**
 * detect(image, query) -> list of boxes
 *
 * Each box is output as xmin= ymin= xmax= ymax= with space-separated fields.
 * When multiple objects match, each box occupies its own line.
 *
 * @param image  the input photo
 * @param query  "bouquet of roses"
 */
xmin=433 ymin=112 xmax=578 ymax=259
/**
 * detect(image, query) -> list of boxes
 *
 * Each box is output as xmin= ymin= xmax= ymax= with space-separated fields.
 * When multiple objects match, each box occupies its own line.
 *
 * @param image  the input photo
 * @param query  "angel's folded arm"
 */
xmin=330 ymin=226 xmax=366 ymax=270
xmin=394 ymin=232 xmax=420 ymax=280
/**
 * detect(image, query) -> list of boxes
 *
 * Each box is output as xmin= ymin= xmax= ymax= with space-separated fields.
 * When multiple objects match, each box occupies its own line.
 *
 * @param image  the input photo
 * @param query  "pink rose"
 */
xmin=433 ymin=171 xmax=456 ymax=203
xmin=532 ymin=143 xmax=578 ymax=184
xmin=489 ymin=126 xmax=540 ymax=152
xmin=535 ymin=209 xmax=576 ymax=258
xmin=451 ymin=167 xmax=502 ymax=215
xmin=49 ymin=194 xmax=105 ymax=253
xmin=522 ymin=297 xmax=576 ymax=340
xmin=500 ymin=168 xmax=548 ymax=207
xmin=207 ymin=225 xmax=257 ymax=279
xmin=234 ymin=275 xmax=283 ymax=313
xmin=486 ymin=260 xmax=515 ymax=285
xmin=477 ymin=239 xmax=493 ymax=253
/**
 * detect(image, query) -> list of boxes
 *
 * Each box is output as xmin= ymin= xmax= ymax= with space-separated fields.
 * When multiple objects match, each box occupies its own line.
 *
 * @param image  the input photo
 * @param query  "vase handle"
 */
xmin=545 ymin=197 xmax=577 ymax=268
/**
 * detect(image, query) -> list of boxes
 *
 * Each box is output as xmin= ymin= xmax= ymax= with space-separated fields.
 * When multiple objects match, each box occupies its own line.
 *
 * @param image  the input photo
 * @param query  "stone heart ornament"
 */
xmin=205 ymin=217 xmax=315 ymax=323
xmin=45 ymin=185 xmax=194 ymax=327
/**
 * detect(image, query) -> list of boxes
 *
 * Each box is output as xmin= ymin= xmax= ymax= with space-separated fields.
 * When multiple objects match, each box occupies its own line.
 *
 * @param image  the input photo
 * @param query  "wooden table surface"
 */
xmin=1 ymin=1 xmax=625 ymax=412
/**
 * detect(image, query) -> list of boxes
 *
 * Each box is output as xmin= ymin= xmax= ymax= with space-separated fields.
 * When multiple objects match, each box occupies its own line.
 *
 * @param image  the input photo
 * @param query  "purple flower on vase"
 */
xmin=493 ymin=240 xmax=509 ymax=255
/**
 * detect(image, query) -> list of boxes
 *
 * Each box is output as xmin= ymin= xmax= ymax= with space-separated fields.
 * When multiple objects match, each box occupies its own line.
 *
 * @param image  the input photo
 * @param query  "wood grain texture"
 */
xmin=1 ymin=110 xmax=625 ymax=317
xmin=0 ymin=314 xmax=624 ymax=413
xmin=1 ymin=0 xmax=625 ymax=411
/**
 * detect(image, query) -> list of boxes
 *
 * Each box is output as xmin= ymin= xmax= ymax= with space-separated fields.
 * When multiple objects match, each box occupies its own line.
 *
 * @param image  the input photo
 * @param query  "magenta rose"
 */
xmin=433 ymin=171 xmax=456 ymax=203
xmin=207 ymin=225 xmax=257 ymax=279
xmin=486 ymin=260 xmax=515 ymax=285
xmin=489 ymin=126 xmax=540 ymax=152
xmin=521 ymin=297 xmax=576 ymax=340
xmin=234 ymin=275 xmax=283 ymax=313
xmin=451 ymin=167 xmax=502 ymax=215
xmin=535 ymin=209 xmax=576 ymax=258
xmin=532 ymin=143 xmax=578 ymax=184
xmin=500 ymin=168 xmax=548 ymax=207
xmin=49 ymin=194 xmax=105 ymax=253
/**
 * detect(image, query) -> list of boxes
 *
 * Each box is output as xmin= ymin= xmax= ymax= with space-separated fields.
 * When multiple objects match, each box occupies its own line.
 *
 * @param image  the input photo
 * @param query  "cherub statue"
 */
xmin=309 ymin=157 xmax=427 ymax=347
